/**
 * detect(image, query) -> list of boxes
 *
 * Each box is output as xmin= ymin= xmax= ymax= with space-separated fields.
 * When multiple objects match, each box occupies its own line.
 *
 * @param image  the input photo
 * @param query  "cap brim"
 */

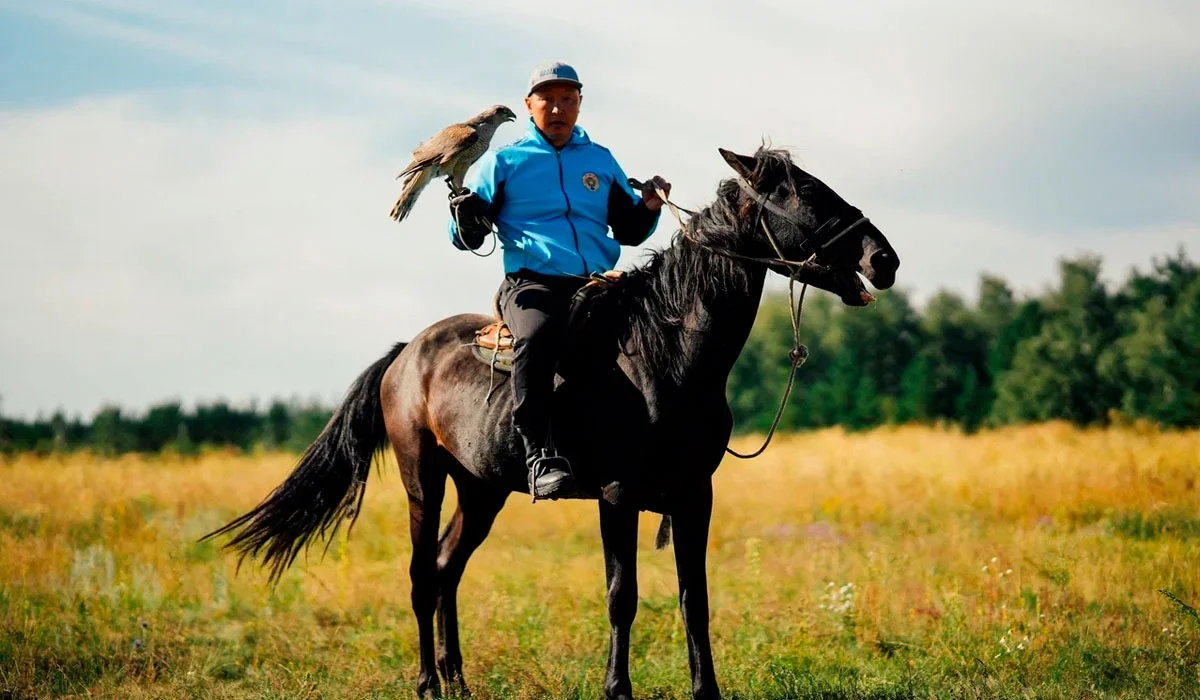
xmin=527 ymin=79 xmax=583 ymax=95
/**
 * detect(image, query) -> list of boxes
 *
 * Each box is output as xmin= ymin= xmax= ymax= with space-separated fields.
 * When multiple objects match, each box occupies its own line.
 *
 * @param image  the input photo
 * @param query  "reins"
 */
xmin=718 ymin=196 xmax=809 ymax=460
xmin=628 ymin=175 xmax=869 ymax=460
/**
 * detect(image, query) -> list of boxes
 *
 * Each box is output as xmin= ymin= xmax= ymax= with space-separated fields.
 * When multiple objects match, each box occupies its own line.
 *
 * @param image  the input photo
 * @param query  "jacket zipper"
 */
xmin=555 ymin=149 xmax=587 ymax=276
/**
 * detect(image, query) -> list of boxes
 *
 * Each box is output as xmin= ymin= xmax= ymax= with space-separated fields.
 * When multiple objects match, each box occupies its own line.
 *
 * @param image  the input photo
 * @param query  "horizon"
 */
xmin=2 ymin=244 xmax=1191 ymax=424
xmin=2 ymin=0 xmax=1197 ymax=420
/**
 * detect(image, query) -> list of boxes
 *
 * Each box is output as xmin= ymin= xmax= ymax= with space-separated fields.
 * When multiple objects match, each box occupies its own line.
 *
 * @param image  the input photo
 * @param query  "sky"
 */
xmin=1 ymin=0 xmax=1197 ymax=420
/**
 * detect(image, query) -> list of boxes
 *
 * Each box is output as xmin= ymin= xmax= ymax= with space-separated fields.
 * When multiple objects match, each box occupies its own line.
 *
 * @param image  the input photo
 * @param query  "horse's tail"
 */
xmin=655 ymin=515 xmax=672 ymax=550
xmin=201 ymin=341 xmax=408 ymax=585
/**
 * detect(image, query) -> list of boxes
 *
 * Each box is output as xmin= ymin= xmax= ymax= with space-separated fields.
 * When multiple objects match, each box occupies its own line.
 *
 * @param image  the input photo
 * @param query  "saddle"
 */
xmin=469 ymin=271 xmax=624 ymax=375
xmin=471 ymin=321 xmax=516 ymax=372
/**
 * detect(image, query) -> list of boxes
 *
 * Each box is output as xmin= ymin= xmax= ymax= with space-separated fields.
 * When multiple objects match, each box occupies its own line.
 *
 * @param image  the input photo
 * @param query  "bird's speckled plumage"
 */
xmin=389 ymin=105 xmax=516 ymax=223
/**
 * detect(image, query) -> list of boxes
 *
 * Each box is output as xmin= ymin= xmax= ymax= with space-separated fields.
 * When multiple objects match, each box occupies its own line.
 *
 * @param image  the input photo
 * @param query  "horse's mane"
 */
xmin=609 ymin=147 xmax=798 ymax=383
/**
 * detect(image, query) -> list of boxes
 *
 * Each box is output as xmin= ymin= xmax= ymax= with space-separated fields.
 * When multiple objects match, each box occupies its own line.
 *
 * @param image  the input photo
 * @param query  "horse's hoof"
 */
xmin=417 ymin=678 xmax=441 ymax=699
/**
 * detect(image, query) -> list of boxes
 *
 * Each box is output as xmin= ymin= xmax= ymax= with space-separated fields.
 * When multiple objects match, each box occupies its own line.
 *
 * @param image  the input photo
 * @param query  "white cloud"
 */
xmin=7 ymin=0 xmax=493 ymax=113
xmin=1 ymin=0 xmax=1197 ymax=417
xmin=0 ymin=95 xmax=503 ymax=418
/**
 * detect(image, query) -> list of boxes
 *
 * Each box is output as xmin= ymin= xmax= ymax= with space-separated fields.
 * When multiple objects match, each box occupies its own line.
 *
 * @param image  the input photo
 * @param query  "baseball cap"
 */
xmin=527 ymin=61 xmax=582 ymax=95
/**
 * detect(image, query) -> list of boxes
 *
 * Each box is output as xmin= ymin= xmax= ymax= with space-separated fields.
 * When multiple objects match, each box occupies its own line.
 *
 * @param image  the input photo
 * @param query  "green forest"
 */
xmin=729 ymin=247 xmax=1197 ymax=433
xmin=2 ymin=248 xmax=1196 ymax=455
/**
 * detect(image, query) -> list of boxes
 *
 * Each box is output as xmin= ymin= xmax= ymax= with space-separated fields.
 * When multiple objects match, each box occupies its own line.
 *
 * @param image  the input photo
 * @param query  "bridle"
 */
xmin=632 ymin=176 xmax=871 ymax=273
xmin=630 ymin=174 xmax=872 ymax=459
xmin=734 ymin=178 xmax=871 ymax=266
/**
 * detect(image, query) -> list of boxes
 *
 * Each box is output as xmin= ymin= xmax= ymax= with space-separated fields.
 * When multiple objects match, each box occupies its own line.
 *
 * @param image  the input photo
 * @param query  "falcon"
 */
xmin=389 ymin=104 xmax=517 ymax=223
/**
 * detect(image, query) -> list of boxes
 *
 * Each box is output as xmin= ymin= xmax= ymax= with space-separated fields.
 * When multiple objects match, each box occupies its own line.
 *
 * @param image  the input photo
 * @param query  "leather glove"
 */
xmin=449 ymin=191 xmax=493 ymax=251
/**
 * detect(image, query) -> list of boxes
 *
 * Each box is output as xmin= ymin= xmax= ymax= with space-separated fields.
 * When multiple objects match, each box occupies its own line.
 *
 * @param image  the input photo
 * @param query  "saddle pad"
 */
xmin=471 ymin=320 xmax=514 ymax=373
xmin=471 ymin=344 xmax=513 ymax=373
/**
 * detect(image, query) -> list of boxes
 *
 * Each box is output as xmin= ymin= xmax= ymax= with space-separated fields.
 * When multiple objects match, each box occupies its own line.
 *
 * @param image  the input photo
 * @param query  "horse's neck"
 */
xmin=618 ymin=209 xmax=770 ymax=401
xmin=675 ymin=264 xmax=767 ymax=390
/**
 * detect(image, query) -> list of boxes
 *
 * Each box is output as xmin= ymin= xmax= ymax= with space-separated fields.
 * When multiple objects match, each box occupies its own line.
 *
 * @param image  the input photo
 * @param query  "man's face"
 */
xmin=525 ymin=82 xmax=581 ymax=146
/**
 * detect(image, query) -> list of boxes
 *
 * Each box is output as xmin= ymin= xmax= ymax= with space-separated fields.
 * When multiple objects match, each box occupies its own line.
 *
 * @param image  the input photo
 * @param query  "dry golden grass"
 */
xmin=1 ymin=423 xmax=1198 ymax=698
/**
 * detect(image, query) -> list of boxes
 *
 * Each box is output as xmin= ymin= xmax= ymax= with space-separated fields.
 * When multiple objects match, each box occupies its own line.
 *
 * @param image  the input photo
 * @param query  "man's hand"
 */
xmin=450 ymin=190 xmax=489 ymax=223
xmin=449 ymin=190 xmax=492 ymax=250
xmin=637 ymin=175 xmax=672 ymax=212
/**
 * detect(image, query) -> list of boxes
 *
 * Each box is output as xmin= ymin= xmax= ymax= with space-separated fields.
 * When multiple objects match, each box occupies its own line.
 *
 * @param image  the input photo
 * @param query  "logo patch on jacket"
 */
xmin=582 ymin=173 xmax=600 ymax=192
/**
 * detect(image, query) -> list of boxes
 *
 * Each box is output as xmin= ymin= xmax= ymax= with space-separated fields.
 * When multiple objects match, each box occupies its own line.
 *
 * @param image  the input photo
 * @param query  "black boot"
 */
xmin=522 ymin=435 xmax=575 ymax=501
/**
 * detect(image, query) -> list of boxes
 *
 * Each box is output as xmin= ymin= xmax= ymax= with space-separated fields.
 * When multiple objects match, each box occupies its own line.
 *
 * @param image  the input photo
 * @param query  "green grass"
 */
xmin=1 ymin=425 xmax=1199 ymax=698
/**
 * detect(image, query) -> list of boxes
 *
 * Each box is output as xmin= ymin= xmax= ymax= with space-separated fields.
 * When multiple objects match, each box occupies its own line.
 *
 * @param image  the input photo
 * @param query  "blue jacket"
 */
xmin=448 ymin=119 xmax=660 ymax=277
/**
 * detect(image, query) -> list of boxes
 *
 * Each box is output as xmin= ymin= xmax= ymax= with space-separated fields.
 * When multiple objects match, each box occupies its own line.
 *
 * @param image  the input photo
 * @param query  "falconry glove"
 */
xmin=449 ymin=191 xmax=493 ymax=250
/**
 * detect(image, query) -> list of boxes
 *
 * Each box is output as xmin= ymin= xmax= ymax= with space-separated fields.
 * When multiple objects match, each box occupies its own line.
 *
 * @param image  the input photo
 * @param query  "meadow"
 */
xmin=1 ymin=424 xmax=1198 ymax=699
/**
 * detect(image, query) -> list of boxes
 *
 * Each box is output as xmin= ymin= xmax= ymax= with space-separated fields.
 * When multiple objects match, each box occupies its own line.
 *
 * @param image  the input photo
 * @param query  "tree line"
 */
xmin=2 ymin=248 xmax=1196 ymax=456
xmin=0 ymin=398 xmax=334 ymax=456
xmin=729 ymin=247 xmax=1198 ymax=433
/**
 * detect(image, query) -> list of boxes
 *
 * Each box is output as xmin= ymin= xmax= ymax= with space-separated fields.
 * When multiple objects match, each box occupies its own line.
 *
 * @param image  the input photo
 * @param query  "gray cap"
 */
xmin=527 ymin=61 xmax=582 ymax=95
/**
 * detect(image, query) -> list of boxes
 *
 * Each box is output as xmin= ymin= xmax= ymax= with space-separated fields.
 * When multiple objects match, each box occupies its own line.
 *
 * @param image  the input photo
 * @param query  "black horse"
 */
xmin=204 ymin=146 xmax=900 ymax=700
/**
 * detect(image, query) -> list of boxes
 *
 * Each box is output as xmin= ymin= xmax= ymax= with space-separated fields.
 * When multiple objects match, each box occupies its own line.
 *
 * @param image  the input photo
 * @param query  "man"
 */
xmin=447 ymin=61 xmax=671 ymax=500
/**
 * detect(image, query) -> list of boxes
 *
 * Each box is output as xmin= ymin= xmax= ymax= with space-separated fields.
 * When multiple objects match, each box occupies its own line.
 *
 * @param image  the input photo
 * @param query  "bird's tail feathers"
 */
xmin=390 ymin=167 xmax=435 ymax=222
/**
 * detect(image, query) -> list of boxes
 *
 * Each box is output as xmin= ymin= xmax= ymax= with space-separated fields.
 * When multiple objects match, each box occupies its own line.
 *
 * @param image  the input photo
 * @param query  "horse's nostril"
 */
xmin=871 ymin=249 xmax=897 ymax=270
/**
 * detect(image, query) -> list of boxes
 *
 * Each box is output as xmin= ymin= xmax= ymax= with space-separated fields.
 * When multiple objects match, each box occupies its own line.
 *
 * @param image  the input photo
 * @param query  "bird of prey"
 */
xmin=389 ymin=104 xmax=517 ymax=223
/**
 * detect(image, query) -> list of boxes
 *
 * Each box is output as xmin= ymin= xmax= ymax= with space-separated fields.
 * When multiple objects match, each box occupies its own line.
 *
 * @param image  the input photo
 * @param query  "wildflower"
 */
xmin=818 ymin=581 xmax=856 ymax=618
xmin=995 ymin=629 xmax=1033 ymax=658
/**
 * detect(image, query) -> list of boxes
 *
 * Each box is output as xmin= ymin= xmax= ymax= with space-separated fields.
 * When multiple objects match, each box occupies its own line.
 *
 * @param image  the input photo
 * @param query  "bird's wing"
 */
xmin=396 ymin=149 xmax=442 ymax=180
xmin=396 ymin=123 xmax=479 ymax=178
xmin=430 ymin=124 xmax=480 ymax=166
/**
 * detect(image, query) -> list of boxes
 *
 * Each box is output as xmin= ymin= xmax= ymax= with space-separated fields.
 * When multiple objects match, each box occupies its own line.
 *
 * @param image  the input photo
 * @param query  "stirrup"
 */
xmin=527 ymin=448 xmax=574 ymax=503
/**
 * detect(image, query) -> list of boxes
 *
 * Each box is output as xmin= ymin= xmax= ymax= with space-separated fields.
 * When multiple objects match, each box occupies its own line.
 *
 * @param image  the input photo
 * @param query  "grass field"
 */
xmin=1 ymin=423 xmax=1199 ymax=699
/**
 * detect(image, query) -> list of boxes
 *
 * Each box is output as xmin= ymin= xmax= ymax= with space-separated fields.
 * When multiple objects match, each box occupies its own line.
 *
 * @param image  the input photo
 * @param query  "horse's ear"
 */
xmin=718 ymin=148 xmax=757 ymax=180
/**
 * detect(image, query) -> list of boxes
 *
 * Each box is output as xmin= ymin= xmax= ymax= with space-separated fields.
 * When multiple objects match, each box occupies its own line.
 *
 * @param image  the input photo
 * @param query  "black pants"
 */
xmin=497 ymin=269 xmax=588 ymax=446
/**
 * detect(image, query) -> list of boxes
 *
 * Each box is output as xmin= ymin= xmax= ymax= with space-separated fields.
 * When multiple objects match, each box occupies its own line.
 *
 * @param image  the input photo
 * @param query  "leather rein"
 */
xmin=629 ymin=176 xmax=871 ymax=459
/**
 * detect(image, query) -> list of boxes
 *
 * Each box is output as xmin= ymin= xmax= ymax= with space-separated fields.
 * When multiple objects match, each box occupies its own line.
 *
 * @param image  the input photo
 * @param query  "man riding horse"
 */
xmin=207 ymin=72 xmax=902 ymax=696
xmin=448 ymin=61 xmax=672 ymax=501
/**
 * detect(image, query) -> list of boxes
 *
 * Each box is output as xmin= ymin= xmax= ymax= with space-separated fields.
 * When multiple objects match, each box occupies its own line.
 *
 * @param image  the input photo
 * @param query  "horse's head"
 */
xmin=718 ymin=147 xmax=899 ymax=306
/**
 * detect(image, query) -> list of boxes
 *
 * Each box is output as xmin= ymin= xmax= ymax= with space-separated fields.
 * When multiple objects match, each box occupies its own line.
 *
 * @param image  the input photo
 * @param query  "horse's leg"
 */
xmin=672 ymin=484 xmax=720 ymax=700
xmin=435 ymin=472 xmax=508 ymax=695
xmin=401 ymin=435 xmax=448 ymax=699
xmin=599 ymin=501 xmax=640 ymax=700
